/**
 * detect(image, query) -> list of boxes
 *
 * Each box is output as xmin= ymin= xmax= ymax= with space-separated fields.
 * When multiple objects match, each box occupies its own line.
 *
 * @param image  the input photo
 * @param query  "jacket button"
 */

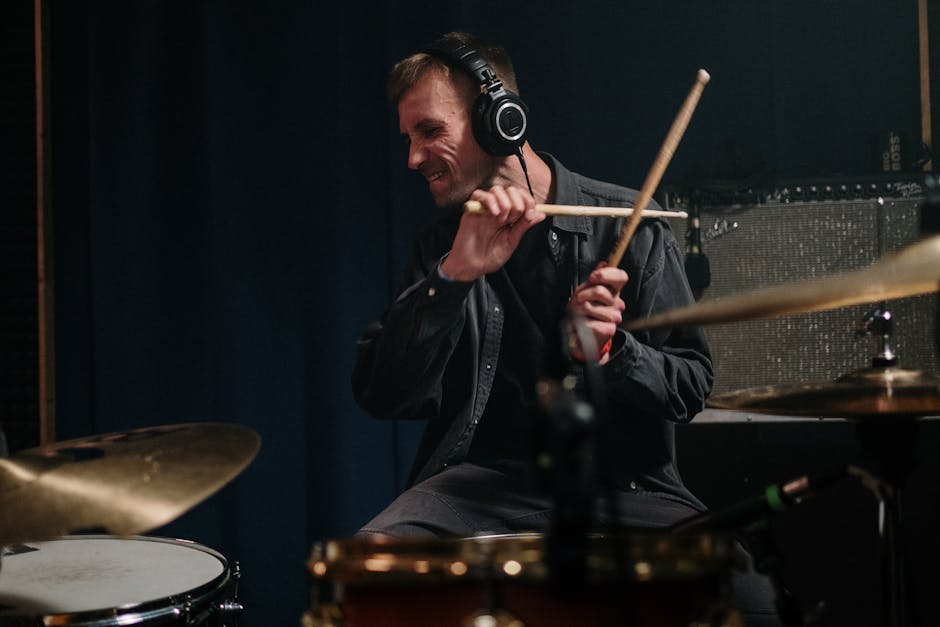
xmin=629 ymin=481 xmax=637 ymax=490
xmin=428 ymin=287 xmax=436 ymax=297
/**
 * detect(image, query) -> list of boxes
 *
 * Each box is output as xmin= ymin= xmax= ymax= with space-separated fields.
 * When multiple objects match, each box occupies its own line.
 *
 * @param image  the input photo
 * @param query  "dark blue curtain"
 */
xmin=50 ymin=2 xmax=934 ymax=624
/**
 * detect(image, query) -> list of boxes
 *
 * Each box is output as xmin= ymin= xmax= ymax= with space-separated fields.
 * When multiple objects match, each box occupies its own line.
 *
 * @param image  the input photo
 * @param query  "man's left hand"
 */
xmin=567 ymin=262 xmax=628 ymax=363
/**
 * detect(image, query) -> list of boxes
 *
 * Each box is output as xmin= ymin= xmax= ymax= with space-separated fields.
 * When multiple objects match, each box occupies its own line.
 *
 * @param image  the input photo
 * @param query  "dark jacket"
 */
xmin=353 ymin=154 xmax=712 ymax=508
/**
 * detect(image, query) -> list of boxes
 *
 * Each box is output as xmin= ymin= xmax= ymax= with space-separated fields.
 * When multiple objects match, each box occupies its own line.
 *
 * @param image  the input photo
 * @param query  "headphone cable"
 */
xmin=516 ymin=146 xmax=534 ymax=197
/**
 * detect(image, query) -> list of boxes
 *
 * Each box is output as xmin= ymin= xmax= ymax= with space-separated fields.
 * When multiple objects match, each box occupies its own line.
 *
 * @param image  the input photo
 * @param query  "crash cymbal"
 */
xmin=707 ymin=366 xmax=940 ymax=418
xmin=0 ymin=423 xmax=260 ymax=546
xmin=627 ymin=234 xmax=940 ymax=331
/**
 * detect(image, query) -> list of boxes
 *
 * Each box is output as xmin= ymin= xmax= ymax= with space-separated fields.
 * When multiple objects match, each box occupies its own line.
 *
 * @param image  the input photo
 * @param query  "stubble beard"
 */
xmin=433 ymin=161 xmax=500 ymax=210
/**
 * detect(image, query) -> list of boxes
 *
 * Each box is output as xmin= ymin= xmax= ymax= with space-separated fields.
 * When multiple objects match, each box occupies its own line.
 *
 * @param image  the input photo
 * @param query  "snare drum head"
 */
xmin=0 ymin=535 xmax=227 ymax=616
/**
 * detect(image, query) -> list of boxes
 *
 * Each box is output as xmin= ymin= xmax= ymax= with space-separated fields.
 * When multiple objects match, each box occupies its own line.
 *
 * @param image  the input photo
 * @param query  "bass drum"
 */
xmin=304 ymin=530 xmax=740 ymax=627
xmin=0 ymin=535 xmax=243 ymax=626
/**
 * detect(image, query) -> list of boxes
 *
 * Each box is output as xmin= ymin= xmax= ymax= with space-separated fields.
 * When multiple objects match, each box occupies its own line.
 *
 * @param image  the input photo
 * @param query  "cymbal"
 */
xmin=627 ymin=234 xmax=940 ymax=331
xmin=0 ymin=423 xmax=260 ymax=546
xmin=707 ymin=367 xmax=940 ymax=418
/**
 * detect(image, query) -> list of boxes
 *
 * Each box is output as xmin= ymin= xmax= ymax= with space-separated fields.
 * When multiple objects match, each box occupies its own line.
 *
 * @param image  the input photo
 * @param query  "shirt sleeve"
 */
xmin=352 ymin=244 xmax=473 ymax=420
xmin=601 ymin=220 xmax=714 ymax=423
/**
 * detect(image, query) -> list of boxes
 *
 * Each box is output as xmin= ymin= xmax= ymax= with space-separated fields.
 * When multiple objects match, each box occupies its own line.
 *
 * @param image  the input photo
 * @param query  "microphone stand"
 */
xmin=671 ymin=467 xmax=849 ymax=627
xmin=922 ymin=174 xmax=940 ymax=363
xmin=738 ymin=521 xmax=807 ymax=627
xmin=684 ymin=199 xmax=711 ymax=301
xmin=535 ymin=377 xmax=594 ymax=590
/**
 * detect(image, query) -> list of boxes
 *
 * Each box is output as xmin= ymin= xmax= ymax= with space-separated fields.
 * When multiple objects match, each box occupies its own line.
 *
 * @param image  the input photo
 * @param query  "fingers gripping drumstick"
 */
xmin=607 ymin=69 xmax=710 ymax=267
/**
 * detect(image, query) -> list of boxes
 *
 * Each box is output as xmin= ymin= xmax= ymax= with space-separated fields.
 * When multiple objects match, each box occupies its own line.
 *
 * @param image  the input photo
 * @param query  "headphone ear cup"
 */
xmin=472 ymin=90 xmax=529 ymax=156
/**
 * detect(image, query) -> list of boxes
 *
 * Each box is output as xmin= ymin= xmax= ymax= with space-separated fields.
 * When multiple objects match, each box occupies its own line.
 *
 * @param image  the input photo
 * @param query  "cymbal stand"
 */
xmin=853 ymin=420 xmax=918 ymax=627
xmin=853 ymin=310 xmax=920 ymax=627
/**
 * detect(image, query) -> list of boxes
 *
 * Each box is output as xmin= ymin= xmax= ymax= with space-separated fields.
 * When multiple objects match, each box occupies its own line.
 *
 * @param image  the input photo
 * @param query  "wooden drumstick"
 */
xmin=463 ymin=200 xmax=687 ymax=219
xmin=607 ymin=69 xmax=710 ymax=267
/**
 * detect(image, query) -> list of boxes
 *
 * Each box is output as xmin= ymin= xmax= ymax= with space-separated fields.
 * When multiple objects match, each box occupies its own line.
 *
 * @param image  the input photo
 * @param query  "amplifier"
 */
xmin=666 ymin=197 xmax=939 ymax=398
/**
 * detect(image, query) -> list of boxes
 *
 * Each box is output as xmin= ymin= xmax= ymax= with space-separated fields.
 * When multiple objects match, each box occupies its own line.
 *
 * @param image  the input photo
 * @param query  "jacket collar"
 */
xmin=539 ymin=152 xmax=593 ymax=236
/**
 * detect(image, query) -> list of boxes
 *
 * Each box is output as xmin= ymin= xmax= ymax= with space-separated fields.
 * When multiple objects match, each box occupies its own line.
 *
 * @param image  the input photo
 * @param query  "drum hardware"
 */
xmin=626 ymin=220 xmax=939 ymax=627
xmin=705 ymin=308 xmax=933 ymax=627
xmin=464 ymin=542 xmax=525 ymax=627
xmin=706 ymin=304 xmax=940 ymax=418
xmin=463 ymin=609 xmax=524 ymax=627
xmin=533 ymin=374 xmax=599 ymax=590
xmin=856 ymin=307 xmax=897 ymax=367
xmin=534 ymin=313 xmax=648 ymax=594
xmin=216 ymin=561 xmax=245 ymax=621
xmin=0 ymin=422 xmax=260 ymax=546
xmin=672 ymin=467 xmax=853 ymax=627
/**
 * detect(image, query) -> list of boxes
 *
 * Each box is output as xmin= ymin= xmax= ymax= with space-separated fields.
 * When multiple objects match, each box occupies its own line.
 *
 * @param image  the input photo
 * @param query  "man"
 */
xmin=352 ymin=32 xmax=712 ymax=538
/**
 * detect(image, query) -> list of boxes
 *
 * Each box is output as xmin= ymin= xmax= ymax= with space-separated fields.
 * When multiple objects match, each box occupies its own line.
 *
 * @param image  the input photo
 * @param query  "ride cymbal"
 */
xmin=0 ymin=422 xmax=260 ymax=545
xmin=707 ymin=367 xmax=940 ymax=418
xmin=627 ymin=234 xmax=940 ymax=331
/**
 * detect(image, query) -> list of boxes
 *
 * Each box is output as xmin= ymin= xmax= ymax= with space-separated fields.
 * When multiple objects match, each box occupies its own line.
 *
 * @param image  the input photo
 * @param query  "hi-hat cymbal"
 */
xmin=0 ymin=423 xmax=260 ymax=546
xmin=707 ymin=367 xmax=940 ymax=418
xmin=627 ymin=234 xmax=940 ymax=331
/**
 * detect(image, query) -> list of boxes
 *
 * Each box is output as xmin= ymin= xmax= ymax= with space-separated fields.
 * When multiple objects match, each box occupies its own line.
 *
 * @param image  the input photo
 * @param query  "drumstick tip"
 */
xmin=697 ymin=69 xmax=711 ymax=84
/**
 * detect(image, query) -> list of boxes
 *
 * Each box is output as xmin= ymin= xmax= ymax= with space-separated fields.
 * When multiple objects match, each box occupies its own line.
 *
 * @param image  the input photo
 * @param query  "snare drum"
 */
xmin=305 ymin=531 xmax=739 ymax=627
xmin=0 ymin=535 xmax=242 ymax=626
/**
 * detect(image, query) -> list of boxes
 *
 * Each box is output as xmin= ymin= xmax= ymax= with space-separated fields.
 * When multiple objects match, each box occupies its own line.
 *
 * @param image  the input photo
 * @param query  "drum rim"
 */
xmin=0 ymin=535 xmax=233 ymax=626
xmin=309 ymin=529 xmax=736 ymax=584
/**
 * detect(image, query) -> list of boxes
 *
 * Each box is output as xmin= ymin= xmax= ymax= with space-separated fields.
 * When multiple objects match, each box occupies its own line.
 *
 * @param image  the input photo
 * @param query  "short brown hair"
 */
xmin=387 ymin=32 xmax=519 ymax=105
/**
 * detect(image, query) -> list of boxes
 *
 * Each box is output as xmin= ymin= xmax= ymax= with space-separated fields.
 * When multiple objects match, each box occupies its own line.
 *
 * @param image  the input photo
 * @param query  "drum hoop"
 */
xmin=0 ymin=535 xmax=233 ymax=627
xmin=309 ymin=530 xmax=735 ymax=585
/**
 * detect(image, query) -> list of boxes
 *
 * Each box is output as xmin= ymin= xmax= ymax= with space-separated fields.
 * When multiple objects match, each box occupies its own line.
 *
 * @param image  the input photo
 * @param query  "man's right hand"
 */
xmin=440 ymin=185 xmax=545 ymax=282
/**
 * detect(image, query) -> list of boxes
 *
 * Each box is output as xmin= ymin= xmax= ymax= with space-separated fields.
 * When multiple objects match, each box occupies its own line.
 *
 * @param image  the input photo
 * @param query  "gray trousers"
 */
xmin=359 ymin=461 xmax=699 ymax=537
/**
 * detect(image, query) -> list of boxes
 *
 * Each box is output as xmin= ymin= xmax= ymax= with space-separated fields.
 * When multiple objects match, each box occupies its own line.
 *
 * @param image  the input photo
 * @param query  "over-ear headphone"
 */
xmin=425 ymin=37 xmax=529 ymax=157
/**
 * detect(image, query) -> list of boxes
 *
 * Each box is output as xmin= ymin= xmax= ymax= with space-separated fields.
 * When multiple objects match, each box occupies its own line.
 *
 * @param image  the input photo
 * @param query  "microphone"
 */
xmin=684 ymin=204 xmax=710 ymax=300
xmin=670 ymin=470 xmax=843 ymax=533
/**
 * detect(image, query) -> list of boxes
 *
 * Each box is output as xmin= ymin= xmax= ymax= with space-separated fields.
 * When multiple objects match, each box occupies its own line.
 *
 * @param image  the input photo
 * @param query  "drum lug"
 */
xmin=216 ymin=562 xmax=244 ymax=626
xmin=464 ymin=609 xmax=525 ymax=627
xmin=184 ymin=596 xmax=194 ymax=624
xmin=218 ymin=599 xmax=246 ymax=625
xmin=301 ymin=603 xmax=344 ymax=627
xmin=689 ymin=604 xmax=744 ymax=627
xmin=219 ymin=600 xmax=245 ymax=613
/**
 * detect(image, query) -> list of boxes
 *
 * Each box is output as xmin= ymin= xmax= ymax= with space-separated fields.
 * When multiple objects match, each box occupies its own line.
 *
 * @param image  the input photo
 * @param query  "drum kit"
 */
xmin=0 ymin=241 xmax=936 ymax=626
xmin=304 ymin=227 xmax=940 ymax=626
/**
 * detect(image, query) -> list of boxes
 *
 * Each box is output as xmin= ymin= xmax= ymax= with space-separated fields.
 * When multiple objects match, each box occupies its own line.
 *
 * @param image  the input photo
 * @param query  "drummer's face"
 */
xmin=398 ymin=68 xmax=496 ymax=208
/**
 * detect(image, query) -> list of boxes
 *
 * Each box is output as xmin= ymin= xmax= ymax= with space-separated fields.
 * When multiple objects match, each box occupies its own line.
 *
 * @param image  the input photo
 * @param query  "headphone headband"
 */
xmin=425 ymin=38 xmax=500 ymax=89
